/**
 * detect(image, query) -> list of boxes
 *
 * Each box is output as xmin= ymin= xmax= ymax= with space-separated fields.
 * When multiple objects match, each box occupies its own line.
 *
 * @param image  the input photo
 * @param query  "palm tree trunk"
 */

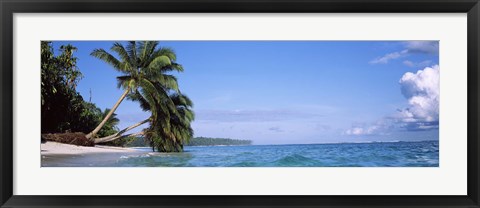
xmin=94 ymin=118 xmax=149 ymax=143
xmin=86 ymin=88 xmax=130 ymax=139
xmin=95 ymin=132 xmax=144 ymax=144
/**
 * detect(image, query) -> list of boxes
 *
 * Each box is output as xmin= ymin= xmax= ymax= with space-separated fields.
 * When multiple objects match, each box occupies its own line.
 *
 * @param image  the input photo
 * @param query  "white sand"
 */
xmin=41 ymin=141 xmax=138 ymax=155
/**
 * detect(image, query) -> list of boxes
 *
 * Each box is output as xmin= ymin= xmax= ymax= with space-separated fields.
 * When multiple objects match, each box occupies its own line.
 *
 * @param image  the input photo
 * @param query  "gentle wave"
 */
xmin=42 ymin=140 xmax=439 ymax=167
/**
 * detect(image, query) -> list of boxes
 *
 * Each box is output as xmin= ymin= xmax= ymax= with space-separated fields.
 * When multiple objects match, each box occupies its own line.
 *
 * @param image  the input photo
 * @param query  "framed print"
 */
xmin=1 ymin=0 xmax=479 ymax=207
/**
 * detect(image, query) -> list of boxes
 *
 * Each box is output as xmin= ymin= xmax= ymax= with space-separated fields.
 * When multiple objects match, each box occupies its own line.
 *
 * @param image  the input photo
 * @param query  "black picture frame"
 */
xmin=1 ymin=0 xmax=479 ymax=207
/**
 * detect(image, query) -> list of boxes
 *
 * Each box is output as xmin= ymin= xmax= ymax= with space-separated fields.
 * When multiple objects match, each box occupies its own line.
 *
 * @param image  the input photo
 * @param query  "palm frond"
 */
xmin=156 ymin=74 xmax=179 ymax=92
xmin=127 ymin=90 xmax=151 ymax=111
xmin=160 ymin=62 xmax=184 ymax=73
xmin=139 ymin=41 xmax=159 ymax=67
xmin=90 ymin=49 xmax=125 ymax=72
xmin=147 ymin=55 xmax=172 ymax=72
xmin=115 ymin=75 xmax=133 ymax=89
xmin=110 ymin=42 xmax=133 ymax=70
xmin=126 ymin=41 xmax=138 ymax=69
xmin=154 ymin=47 xmax=177 ymax=61
xmin=140 ymin=79 xmax=174 ymax=117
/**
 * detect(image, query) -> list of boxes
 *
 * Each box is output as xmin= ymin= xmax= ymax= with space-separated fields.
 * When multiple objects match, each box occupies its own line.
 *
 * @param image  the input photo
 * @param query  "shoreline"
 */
xmin=41 ymin=141 xmax=438 ymax=167
xmin=41 ymin=140 xmax=438 ymax=156
xmin=41 ymin=141 xmax=139 ymax=156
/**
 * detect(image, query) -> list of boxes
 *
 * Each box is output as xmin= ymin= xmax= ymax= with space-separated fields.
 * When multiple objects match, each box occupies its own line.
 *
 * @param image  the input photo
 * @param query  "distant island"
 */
xmin=125 ymin=136 xmax=252 ymax=147
xmin=187 ymin=137 xmax=252 ymax=146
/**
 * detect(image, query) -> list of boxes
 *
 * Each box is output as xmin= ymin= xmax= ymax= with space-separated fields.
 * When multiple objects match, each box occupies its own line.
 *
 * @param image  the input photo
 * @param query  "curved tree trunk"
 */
xmin=95 ymin=132 xmax=144 ymax=144
xmin=94 ymin=118 xmax=149 ymax=144
xmin=86 ymin=88 xmax=130 ymax=139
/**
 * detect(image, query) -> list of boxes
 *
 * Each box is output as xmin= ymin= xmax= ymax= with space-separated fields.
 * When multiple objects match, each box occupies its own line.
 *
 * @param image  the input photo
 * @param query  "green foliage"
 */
xmin=142 ymin=92 xmax=195 ymax=152
xmin=124 ymin=136 xmax=149 ymax=147
xmin=41 ymin=42 xmax=119 ymax=138
xmin=58 ymin=44 xmax=83 ymax=89
xmin=97 ymin=108 xmax=120 ymax=137
xmin=41 ymin=41 xmax=87 ymax=133
xmin=187 ymin=137 xmax=252 ymax=146
xmin=76 ymin=102 xmax=102 ymax=133
xmin=92 ymin=41 xmax=193 ymax=152
xmin=42 ymin=41 xmax=193 ymax=151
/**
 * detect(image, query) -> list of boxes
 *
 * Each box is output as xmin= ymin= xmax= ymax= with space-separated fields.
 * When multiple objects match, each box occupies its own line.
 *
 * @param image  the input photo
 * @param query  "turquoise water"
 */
xmin=42 ymin=140 xmax=439 ymax=167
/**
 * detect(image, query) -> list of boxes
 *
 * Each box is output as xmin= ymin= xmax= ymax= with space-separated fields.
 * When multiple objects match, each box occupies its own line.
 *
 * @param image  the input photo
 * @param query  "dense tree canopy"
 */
xmin=41 ymin=42 xmax=120 ymax=141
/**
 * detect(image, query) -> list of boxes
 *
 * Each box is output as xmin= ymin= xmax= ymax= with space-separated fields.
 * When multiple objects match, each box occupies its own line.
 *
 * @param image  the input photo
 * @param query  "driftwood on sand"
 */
xmin=41 ymin=132 xmax=95 ymax=146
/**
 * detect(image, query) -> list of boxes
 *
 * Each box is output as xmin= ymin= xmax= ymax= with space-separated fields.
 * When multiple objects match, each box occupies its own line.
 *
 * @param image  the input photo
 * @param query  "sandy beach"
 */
xmin=41 ymin=142 xmax=148 ymax=167
xmin=41 ymin=141 xmax=138 ymax=156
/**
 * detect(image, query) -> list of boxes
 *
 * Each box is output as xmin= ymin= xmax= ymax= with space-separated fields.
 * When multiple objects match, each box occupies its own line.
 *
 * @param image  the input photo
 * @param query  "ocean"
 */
xmin=42 ymin=140 xmax=439 ymax=167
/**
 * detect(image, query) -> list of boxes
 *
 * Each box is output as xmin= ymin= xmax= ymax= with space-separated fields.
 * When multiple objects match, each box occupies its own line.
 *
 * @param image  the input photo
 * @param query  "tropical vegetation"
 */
xmin=41 ymin=41 xmax=195 ymax=152
xmin=88 ymin=41 xmax=194 ymax=152
xmin=41 ymin=42 xmax=116 ymax=137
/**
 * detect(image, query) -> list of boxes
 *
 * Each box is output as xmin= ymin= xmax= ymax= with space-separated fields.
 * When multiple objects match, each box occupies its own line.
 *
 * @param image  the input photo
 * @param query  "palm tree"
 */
xmin=144 ymin=92 xmax=195 ymax=152
xmin=96 ymin=108 xmax=120 ymax=138
xmin=86 ymin=41 xmax=182 ymax=139
xmin=93 ymin=79 xmax=179 ymax=144
xmin=94 ymin=118 xmax=149 ymax=144
xmin=112 ymin=81 xmax=194 ymax=152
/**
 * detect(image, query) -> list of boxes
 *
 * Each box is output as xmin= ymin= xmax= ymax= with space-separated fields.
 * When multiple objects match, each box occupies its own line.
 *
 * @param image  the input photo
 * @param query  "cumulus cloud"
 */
xmin=344 ymin=119 xmax=392 ymax=136
xmin=397 ymin=65 xmax=439 ymax=124
xmin=345 ymin=65 xmax=439 ymax=135
xmin=370 ymin=41 xmax=439 ymax=64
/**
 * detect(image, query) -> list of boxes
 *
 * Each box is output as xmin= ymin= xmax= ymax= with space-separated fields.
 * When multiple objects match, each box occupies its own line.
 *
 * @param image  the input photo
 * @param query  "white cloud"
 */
xmin=397 ymin=65 xmax=439 ymax=123
xmin=370 ymin=50 xmax=408 ymax=64
xmin=370 ymin=41 xmax=439 ymax=64
xmin=345 ymin=126 xmax=378 ymax=135
xmin=345 ymin=65 xmax=439 ymax=135
xmin=344 ymin=119 xmax=392 ymax=136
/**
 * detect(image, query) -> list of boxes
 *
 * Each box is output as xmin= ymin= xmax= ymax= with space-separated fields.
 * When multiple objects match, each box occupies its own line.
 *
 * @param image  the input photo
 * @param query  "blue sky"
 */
xmin=51 ymin=41 xmax=439 ymax=144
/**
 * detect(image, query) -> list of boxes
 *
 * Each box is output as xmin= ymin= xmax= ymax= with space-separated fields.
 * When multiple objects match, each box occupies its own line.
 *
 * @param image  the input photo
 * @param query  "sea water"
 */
xmin=42 ymin=140 xmax=439 ymax=167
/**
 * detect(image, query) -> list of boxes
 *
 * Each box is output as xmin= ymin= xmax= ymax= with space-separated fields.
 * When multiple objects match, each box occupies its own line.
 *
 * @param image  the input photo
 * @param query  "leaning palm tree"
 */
xmin=144 ymin=92 xmax=195 ymax=152
xmin=93 ymin=81 xmax=174 ymax=144
xmin=95 ymin=81 xmax=194 ymax=152
xmin=86 ymin=41 xmax=182 ymax=139
xmin=94 ymin=118 xmax=149 ymax=144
